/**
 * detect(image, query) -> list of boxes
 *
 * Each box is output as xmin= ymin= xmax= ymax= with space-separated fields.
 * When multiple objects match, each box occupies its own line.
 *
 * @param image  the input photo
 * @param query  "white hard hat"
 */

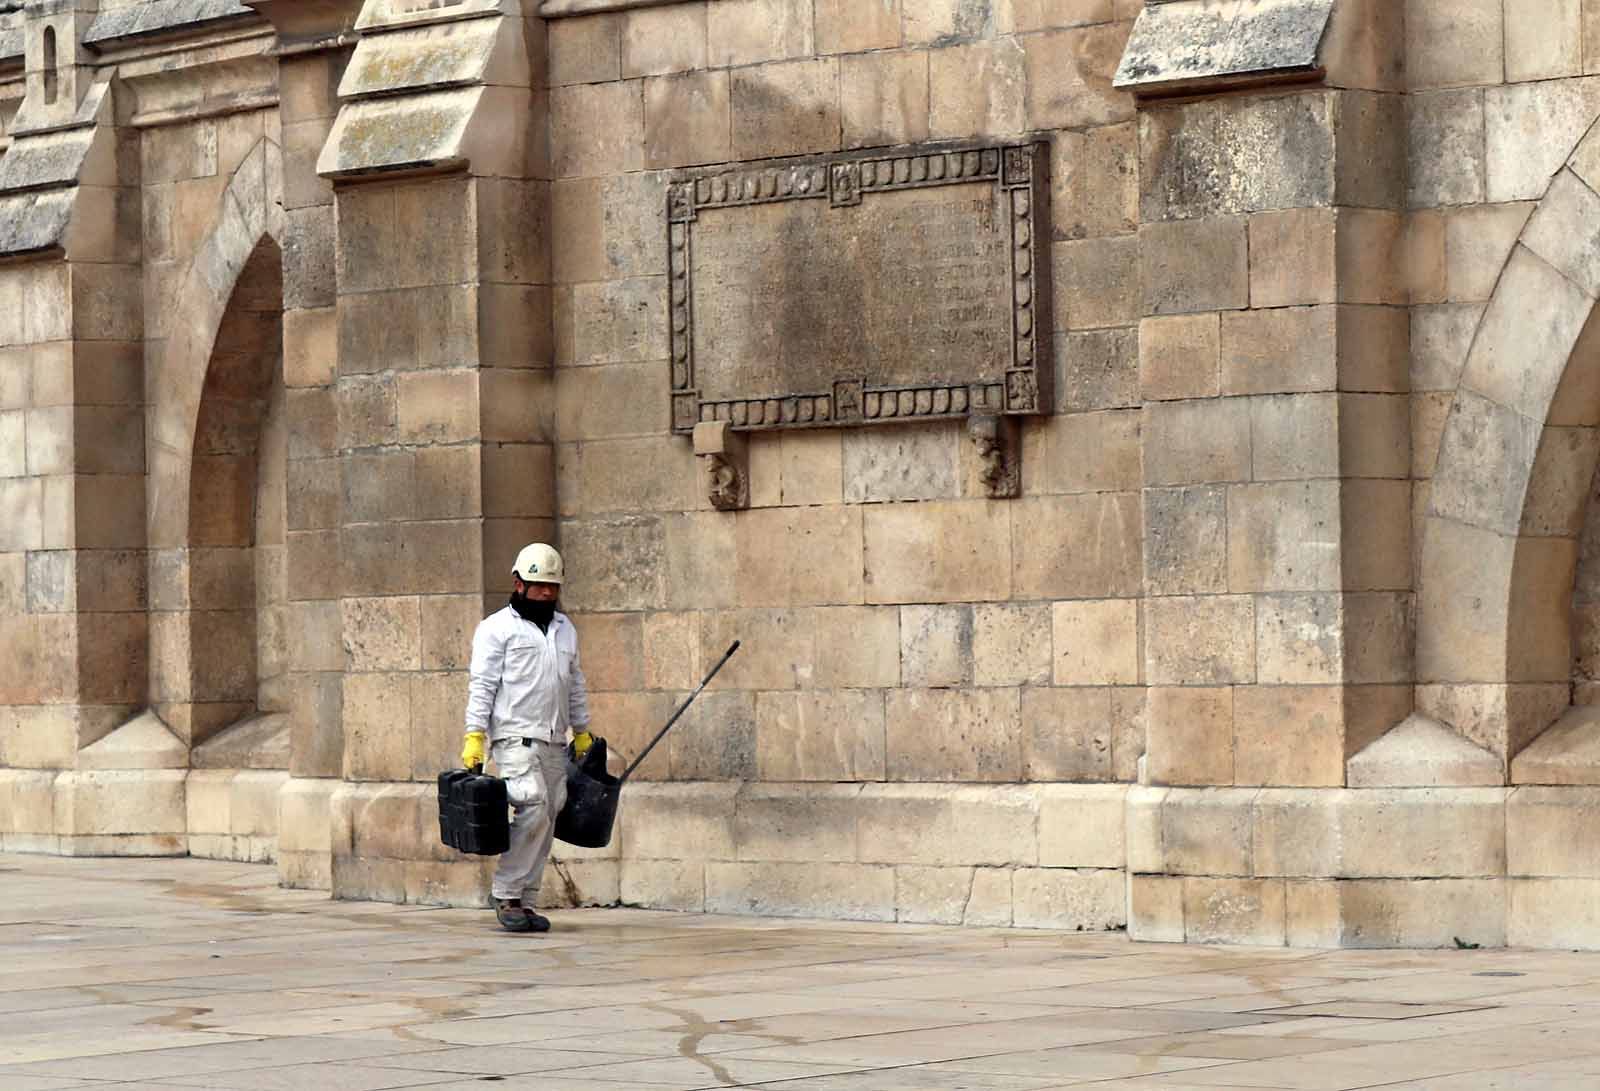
xmin=511 ymin=543 xmax=563 ymax=584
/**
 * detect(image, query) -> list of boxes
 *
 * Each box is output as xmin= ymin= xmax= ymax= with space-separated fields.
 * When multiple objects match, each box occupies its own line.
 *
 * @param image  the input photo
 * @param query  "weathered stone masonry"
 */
xmin=8 ymin=0 xmax=1600 ymax=948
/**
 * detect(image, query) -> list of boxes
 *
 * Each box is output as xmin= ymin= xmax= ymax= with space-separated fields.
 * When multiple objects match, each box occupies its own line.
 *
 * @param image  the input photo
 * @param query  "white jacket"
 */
xmin=465 ymin=606 xmax=590 ymax=744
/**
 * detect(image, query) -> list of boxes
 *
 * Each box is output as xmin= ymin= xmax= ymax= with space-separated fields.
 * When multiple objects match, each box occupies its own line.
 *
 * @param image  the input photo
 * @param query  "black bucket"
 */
xmin=554 ymin=640 xmax=741 ymax=850
xmin=555 ymin=736 xmax=621 ymax=848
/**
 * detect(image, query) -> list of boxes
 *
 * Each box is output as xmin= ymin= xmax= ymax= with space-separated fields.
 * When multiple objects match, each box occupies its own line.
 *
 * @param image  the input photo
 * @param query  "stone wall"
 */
xmin=9 ymin=0 xmax=1600 ymax=948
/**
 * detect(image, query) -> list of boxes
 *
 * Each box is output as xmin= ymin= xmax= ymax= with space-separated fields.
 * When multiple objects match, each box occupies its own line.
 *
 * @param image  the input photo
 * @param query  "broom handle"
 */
xmin=620 ymin=641 xmax=740 ymax=783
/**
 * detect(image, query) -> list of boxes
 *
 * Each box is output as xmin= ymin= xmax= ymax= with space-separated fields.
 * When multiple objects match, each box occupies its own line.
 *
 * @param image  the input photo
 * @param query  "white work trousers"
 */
xmin=490 ymin=737 xmax=568 ymax=902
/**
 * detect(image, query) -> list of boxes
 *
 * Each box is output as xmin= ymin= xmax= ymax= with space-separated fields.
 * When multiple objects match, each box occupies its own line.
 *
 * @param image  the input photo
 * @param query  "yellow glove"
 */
xmin=573 ymin=730 xmax=594 ymax=760
xmin=461 ymin=731 xmax=486 ymax=771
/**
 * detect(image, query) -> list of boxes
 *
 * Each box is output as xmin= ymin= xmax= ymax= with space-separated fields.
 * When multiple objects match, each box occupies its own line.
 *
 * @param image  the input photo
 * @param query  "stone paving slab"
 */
xmin=7 ymin=855 xmax=1600 ymax=1088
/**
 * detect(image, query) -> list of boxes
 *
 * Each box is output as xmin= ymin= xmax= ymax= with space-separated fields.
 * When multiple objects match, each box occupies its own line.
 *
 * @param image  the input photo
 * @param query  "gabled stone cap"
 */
xmin=78 ymin=711 xmax=189 ymax=770
xmin=1114 ymin=0 xmax=1335 ymax=95
xmin=1511 ymin=705 xmax=1600 ymax=786
xmin=1347 ymin=713 xmax=1504 ymax=788
xmin=82 ymin=0 xmax=256 ymax=47
xmin=192 ymin=712 xmax=291 ymax=770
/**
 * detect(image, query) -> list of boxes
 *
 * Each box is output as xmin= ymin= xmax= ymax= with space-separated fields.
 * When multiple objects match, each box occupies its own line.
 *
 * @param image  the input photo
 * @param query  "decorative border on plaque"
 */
xmin=667 ymin=141 xmax=1053 ymax=434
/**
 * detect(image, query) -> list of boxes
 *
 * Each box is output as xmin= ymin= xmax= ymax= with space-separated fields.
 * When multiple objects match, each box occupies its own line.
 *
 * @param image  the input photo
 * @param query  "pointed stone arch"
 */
xmin=1413 ymin=120 xmax=1600 ymax=779
xmin=144 ymin=137 xmax=287 ymax=747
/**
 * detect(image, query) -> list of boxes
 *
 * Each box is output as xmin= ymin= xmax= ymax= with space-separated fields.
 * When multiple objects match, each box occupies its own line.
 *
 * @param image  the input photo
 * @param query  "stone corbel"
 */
xmin=693 ymin=421 xmax=748 ymax=512
xmin=968 ymin=415 xmax=1019 ymax=499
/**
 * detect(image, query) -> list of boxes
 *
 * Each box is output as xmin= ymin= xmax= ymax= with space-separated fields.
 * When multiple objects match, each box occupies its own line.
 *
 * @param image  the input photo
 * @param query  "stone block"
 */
xmin=340 ymin=596 xmax=420 ymax=673
xmin=1039 ymin=784 xmax=1126 ymax=868
xmin=1023 ymin=23 xmax=1132 ymax=132
xmin=1050 ymin=121 xmax=1136 ymax=243
xmin=884 ymin=688 xmax=1022 ymax=782
xmin=1508 ymin=787 xmax=1600 ymax=876
xmin=863 ymin=499 xmax=1011 ymax=604
xmin=1508 ymin=878 xmax=1600 ymax=949
xmin=1056 ymin=327 xmax=1138 ymax=411
xmin=567 ymin=276 xmax=667 ymax=366
xmin=812 ymin=606 xmax=899 ymax=688
xmin=1144 ymin=596 xmax=1254 ymax=686
xmin=1227 ymin=481 xmax=1341 ymax=592
xmin=1409 ymin=90 xmax=1486 ymax=209
xmin=1111 ymin=688 xmax=1146 ymax=782
xmin=1145 ymin=686 xmax=1233 ymax=786
xmin=54 ymin=770 xmax=187 ymax=838
xmin=548 ymin=13 xmax=621 ymax=85
xmin=1051 ymin=599 xmax=1137 ymax=685
xmin=927 ymin=38 xmax=1026 ymax=139
xmin=660 ymin=511 xmax=733 ymax=611
xmin=571 ymin=437 xmax=693 ymax=516
xmin=1523 ymin=426 xmax=1600 ymax=536
xmin=707 ymin=861 xmax=895 ymax=922
xmin=644 ymin=71 xmax=730 ymax=169
xmin=841 ymin=50 xmax=929 ymax=149
xmin=621 ymin=859 xmax=706 ymax=911
xmin=1406 ymin=0 xmax=1502 ymax=90
xmin=755 ymin=689 xmax=886 ymax=781
xmin=1142 ymin=398 xmax=1249 ymax=487
xmin=1140 ymin=217 xmax=1249 ymax=316
xmin=1445 ymin=203 xmax=1533 ymax=303
xmin=1161 ymin=788 xmax=1255 ymax=876
xmin=1341 ymin=479 xmax=1411 ymax=592
xmin=1053 ymin=234 xmax=1138 ymax=331
xmin=1137 ymin=93 xmax=1336 ymax=223
xmin=731 ymin=59 xmax=839 ymax=160
xmin=342 ymin=672 xmax=412 ymax=782
xmin=1250 ymin=208 xmax=1336 ymax=309
xmin=621 ymin=2 xmax=705 ymax=76
xmin=816 ymin=0 xmax=900 ymax=53
xmin=1022 ymin=686 xmax=1112 ymax=782
xmin=841 ymin=422 xmax=958 ymax=504
xmin=1255 ymin=593 xmax=1342 ymax=685
xmin=1408 ymin=209 xmax=1447 ymax=304
xmin=1012 ymin=493 xmax=1141 ymax=599
xmin=641 ymin=610 xmax=700 ymax=692
xmin=1013 ymin=868 xmax=1126 ymax=931
xmin=733 ymin=783 xmax=860 ymax=863
xmin=858 ymin=783 xmax=1037 ymax=867
xmin=1183 ymin=877 xmax=1286 ymax=946
xmin=900 ymin=603 xmax=971 ymax=691
xmin=1143 ymin=486 xmax=1227 ymax=597
xmin=1339 ymin=393 xmax=1411 ymax=481
xmin=1486 ymin=76 xmax=1600 ymax=203
xmin=1338 ymin=878 xmax=1506 ymax=948
xmin=1220 ymin=306 xmax=1337 ymax=396
xmin=550 ymin=80 xmax=644 ymax=178
xmin=669 ymin=690 xmax=756 ymax=780
xmin=895 ymin=865 xmax=977 ymax=926
xmin=736 ymin=506 xmax=863 ymax=606
xmin=972 ymin=603 xmax=1051 ymax=687
xmin=777 ymin=430 xmax=843 ymax=506
xmin=1233 ymin=685 xmax=1345 ymax=788
xmin=1139 ymin=313 xmax=1219 ymax=401
xmin=624 ymin=782 xmax=737 ymax=859
xmin=1343 ymin=593 xmax=1412 ymax=685
xmin=1125 ymin=785 xmax=1167 ymax=872
xmin=1251 ymin=393 xmax=1338 ymax=481
xmin=1022 ymin=409 xmax=1141 ymax=496
xmin=1128 ymin=874 xmax=1184 ymax=942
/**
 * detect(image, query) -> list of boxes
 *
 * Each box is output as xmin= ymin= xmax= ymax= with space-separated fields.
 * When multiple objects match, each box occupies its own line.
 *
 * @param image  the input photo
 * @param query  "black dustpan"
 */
xmin=555 ymin=640 xmax=739 ymax=848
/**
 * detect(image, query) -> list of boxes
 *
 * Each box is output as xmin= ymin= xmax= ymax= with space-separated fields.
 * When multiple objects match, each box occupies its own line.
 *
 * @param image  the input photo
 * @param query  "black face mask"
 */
xmin=510 ymin=591 xmax=556 ymax=629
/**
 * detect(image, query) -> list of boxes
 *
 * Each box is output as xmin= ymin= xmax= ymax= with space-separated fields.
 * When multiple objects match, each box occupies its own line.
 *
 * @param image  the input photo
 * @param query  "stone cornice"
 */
xmin=538 ymin=0 xmax=714 ymax=17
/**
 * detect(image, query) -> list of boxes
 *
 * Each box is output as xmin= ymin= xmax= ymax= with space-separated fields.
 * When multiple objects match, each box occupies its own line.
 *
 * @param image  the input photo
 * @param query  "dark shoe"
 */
xmin=494 ymin=898 xmax=534 ymax=932
xmin=525 ymin=910 xmax=551 ymax=933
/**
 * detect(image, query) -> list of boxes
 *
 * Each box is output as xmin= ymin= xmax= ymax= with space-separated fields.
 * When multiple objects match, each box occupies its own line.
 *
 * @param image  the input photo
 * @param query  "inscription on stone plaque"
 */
xmin=666 ymin=142 xmax=1052 ymax=434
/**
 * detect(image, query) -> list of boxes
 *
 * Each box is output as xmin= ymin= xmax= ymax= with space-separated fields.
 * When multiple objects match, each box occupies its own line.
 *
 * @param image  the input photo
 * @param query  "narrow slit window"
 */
xmin=42 ymin=26 xmax=57 ymax=105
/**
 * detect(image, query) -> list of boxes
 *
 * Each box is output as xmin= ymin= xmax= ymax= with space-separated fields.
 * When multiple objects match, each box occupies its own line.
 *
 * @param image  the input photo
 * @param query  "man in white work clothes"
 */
xmin=461 ymin=543 xmax=594 ymax=933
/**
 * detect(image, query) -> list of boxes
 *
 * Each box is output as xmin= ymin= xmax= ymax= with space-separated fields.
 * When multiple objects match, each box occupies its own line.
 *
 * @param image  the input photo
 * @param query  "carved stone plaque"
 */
xmin=667 ymin=142 xmax=1052 ymax=435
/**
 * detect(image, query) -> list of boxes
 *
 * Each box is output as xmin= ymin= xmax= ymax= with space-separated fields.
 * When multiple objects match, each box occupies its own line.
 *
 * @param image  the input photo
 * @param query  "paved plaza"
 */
xmin=6 ymin=856 xmax=1600 ymax=1089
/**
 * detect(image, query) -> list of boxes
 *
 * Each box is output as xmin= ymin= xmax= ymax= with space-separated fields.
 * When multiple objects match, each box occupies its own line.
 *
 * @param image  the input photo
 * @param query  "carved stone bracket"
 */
xmin=968 ymin=415 xmax=1019 ymax=499
xmin=693 ymin=421 xmax=749 ymax=512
